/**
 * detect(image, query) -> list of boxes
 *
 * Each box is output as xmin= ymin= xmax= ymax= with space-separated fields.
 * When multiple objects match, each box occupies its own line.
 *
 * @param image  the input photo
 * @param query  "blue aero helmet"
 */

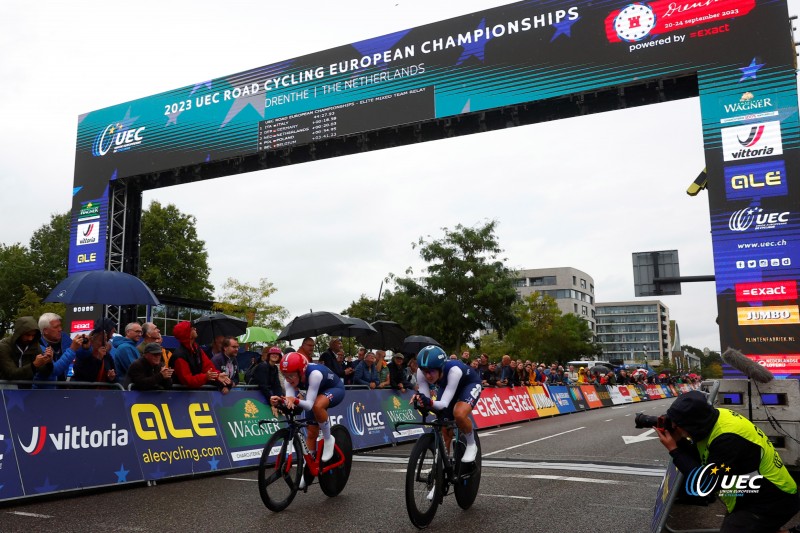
xmin=417 ymin=345 xmax=446 ymax=370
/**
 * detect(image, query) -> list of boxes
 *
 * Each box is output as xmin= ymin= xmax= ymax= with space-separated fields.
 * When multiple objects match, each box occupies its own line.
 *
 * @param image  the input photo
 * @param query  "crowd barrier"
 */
xmin=0 ymin=382 xmax=695 ymax=503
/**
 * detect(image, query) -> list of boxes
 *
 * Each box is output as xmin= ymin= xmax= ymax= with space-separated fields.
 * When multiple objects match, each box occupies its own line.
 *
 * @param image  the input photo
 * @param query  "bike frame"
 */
xmin=396 ymin=412 xmax=470 ymax=486
xmin=260 ymin=409 xmax=347 ymax=481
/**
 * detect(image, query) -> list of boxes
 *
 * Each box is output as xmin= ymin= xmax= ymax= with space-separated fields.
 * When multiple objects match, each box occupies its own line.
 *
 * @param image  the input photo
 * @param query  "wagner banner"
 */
xmin=125 ymin=391 xmax=231 ymax=479
xmin=214 ymin=391 xmax=280 ymax=467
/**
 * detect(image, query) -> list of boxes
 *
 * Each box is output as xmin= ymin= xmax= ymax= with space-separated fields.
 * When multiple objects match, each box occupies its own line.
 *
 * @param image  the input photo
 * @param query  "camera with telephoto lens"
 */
xmin=634 ymin=412 xmax=673 ymax=432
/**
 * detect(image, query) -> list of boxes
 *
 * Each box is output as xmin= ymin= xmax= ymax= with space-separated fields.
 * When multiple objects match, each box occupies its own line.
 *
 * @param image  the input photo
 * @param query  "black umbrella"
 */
xmin=356 ymin=320 xmax=408 ymax=351
xmin=401 ymin=335 xmax=442 ymax=357
xmin=276 ymin=311 xmax=353 ymax=341
xmin=325 ymin=317 xmax=378 ymax=338
xmin=589 ymin=364 xmax=613 ymax=375
xmin=193 ymin=313 xmax=248 ymax=345
xmin=44 ymin=270 xmax=159 ymax=305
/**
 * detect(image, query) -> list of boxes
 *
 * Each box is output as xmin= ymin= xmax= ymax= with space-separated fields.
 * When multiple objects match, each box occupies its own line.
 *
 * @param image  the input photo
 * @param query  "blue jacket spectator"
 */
xmin=34 ymin=312 xmax=76 ymax=386
xmin=111 ymin=323 xmax=143 ymax=381
xmin=354 ymin=352 xmax=379 ymax=388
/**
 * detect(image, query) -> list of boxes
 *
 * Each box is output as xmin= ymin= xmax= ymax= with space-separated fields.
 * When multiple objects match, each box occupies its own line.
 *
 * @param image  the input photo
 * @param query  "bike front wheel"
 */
xmin=405 ymin=432 xmax=443 ymax=529
xmin=258 ymin=428 xmax=304 ymax=512
xmin=318 ymin=425 xmax=353 ymax=497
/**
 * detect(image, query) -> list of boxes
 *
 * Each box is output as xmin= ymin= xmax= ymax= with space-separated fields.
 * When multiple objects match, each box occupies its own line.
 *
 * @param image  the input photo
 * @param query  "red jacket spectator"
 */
xmin=169 ymin=321 xmax=216 ymax=389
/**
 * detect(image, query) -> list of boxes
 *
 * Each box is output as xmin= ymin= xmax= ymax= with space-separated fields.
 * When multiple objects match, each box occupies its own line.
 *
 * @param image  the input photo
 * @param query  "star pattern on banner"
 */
xmin=220 ymin=82 xmax=265 ymax=128
xmin=551 ymin=16 xmax=579 ymax=41
xmin=350 ymin=29 xmax=411 ymax=73
xmin=208 ymin=457 xmax=220 ymax=471
xmin=457 ymin=19 xmax=487 ymax=65
xmin=72 ymin=186 xmax=82 ymax=196
xmin=149 ymin=467 xmax=166 ymax=480
xmin=190 ymin=81 xmax=213 ymax=95
xmin=115 ymin=464 xmax=130 ymax=483
xmin=110 ymin=169 xmax=118 ymax=181
xmin=5 ymin=392 xmax=28 ymax=412
xmin=34 ymin=477 xmax=58 ymax=493
xmin=739 ymin=58 xmax=764 ymax=82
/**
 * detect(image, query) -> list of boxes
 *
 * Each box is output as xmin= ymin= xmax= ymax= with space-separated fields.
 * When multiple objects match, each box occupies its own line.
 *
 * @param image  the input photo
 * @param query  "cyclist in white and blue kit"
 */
xmin=411 ymin=345 xmax=482 ymax=463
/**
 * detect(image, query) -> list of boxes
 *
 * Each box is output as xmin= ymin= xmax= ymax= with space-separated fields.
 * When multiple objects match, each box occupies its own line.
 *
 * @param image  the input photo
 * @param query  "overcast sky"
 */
xmin=2 ymin=0 xmax=799 ymax=352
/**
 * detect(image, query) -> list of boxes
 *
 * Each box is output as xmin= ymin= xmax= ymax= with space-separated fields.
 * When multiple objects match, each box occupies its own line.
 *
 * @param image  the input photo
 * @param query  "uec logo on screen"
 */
xmin=93 ymin=123 xmax=146 ymax=157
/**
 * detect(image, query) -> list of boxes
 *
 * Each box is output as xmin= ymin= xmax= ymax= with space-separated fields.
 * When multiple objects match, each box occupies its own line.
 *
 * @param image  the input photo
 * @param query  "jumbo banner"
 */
xmin=471 ymin=387 xmax=539 ymax=429
xmin=6 ymin=390 xmax=142 ymax=494
xmin=0 ymin=394 xmax=24 ymax=501
xmin=527 ymin=386 xmax=560 ymax=418
xmin=124 ymin=391 xmax=231 ymax=479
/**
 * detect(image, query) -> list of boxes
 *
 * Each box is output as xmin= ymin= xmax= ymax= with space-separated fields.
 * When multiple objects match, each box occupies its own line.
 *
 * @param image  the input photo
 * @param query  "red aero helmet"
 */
xmin=280 ymin=352 xmax=308 ymax=374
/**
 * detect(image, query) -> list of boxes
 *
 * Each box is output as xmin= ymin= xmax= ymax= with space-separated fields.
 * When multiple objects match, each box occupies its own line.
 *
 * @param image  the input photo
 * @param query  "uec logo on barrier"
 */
xmin=346 ymin=402 xmax=384 ymax=436
xmin=685 ymin=463 xmax=763 ymax=497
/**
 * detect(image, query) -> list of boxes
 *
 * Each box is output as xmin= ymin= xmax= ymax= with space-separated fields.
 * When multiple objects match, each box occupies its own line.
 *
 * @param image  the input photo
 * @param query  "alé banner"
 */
xmin=6 ymin=390 xmax=142 ymax=494
xmin=124 ymin=391 xmax=231 ymax=480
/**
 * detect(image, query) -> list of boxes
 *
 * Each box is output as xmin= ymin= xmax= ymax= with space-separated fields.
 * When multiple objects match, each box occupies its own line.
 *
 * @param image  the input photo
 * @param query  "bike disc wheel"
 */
xmin=454 ymin=431 xmax=481 ymax=510
xmin=258 ymin=429 xmax=304 ymax=512
xmin=318 ymin=425 xmax=353 ymax=497
xmin=405 ymin=433 xmax=443 ymax=528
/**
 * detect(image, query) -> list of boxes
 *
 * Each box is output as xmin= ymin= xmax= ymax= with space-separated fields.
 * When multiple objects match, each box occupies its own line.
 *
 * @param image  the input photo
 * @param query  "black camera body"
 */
xmin=634 ymin=412 xmax=673 ymax=432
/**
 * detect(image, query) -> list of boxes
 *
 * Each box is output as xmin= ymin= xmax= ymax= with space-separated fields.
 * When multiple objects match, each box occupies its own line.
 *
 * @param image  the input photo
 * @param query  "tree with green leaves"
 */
xmin=28 ymin=212 xmax=70 ymax=297
xmin=0 ymin=243 xmax=37 ymax=335
xmin=139 ymin=201 xmax=214 ymax=300
xmin=388 ymin=221 xmax=518 ymax=352
xmin=214 ymin=277 xmax=288 ymax=331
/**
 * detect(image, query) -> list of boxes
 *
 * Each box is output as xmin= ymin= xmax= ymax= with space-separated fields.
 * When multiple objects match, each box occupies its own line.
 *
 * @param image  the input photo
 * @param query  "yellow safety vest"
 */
xmin=696 ymin=408 xmax=797 ymax=513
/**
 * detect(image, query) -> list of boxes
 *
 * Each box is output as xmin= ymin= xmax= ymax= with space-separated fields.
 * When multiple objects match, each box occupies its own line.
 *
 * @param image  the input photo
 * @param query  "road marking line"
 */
xmin=481 ymin=493 xmax=533 ymax=500
xmin=7 ymin=511 xmax=52 ymax=518
xmin=480 ymin=426 xmax=521 ymax=436
xmin=356 ymin=455 xmax=665 ymax=477
xmin=520 ymin=474 xmax=624 ymax=484
xmin=482 ymin=427 xmax=585 ymax=457
xmin=604 ymin=419 xmax=613 ymax=422
xmin=225 ymin=477 xmax=257 ymax=482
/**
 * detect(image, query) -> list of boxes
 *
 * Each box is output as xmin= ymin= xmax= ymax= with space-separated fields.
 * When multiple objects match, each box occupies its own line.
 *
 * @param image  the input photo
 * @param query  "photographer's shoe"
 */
xmin=462 ymin=442 xmax=478 ymax=463
xmin=321 ymin=435 xmax=336 ymax=462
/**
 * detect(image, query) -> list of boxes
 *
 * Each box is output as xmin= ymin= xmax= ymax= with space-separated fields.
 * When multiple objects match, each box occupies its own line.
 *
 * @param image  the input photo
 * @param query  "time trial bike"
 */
xmin=257 ymin=402 xmax=353 ymax=512
xmin=396 ymin=404 xmax=482 ymax=528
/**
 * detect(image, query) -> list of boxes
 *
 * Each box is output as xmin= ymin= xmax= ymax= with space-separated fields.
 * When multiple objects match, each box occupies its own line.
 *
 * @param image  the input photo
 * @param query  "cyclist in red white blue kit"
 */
xmin=411 ymin=345 xmax=482 ymax=463
xmin=270 ymin=352 xmax=345 ymax=463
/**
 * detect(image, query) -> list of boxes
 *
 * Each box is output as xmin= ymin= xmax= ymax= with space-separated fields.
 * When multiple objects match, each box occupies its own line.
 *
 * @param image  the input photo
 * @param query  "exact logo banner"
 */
xmin=724 ymin=161 xmax=787 ymax=201
xmin=736 ymin=280 xmax=797 ymax=302
xmin=737 ymin=305 xmax=800 ymax=325
xmin=721 ymin=121 xmax=783 ymax=161
xmin=6 ymin=390 xmax=141 ymax=494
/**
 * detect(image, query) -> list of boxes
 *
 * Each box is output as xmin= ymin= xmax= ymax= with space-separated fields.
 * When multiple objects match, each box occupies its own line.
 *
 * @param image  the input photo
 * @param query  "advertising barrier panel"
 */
xmin=568 ymin=386 xmax=589 ymax=411
xmin=626 ymin=385 xmax=643 ymax=402
xmin=608 ymin=386 xmax=629 ymax=405
xmin=124 ymin=391 xmax=231 ymax=480
xmin=330 ymin=388 xmax=393 ymax=449
xmin=471 ymin=387 xmax=539 ymax=429
xmin=596 ymin=386 xmax=614 ymax=407
xmin=7 ymin=390 xmax=142 ymax=494
xmin=527 ymin=386 xmax=560 ymax=418
xmin=215 ymin=390 xmax=279 ymax=467
xmin=548 ymin=386 xmax=576 ymax=414
xmin=0 ymin=394 xmax=24 ymax=501
xmin=381 ymin=390 xmax=426 ymax=443
xmin=661 ymin=385 xmax=674 ymax=398
xmin=646 ymin=385 xmax=665 ymax=400
xmin=635 ymin=385 xmax=651 ymax=401
xmin=579 ymin=386 xmax=604 ymax=409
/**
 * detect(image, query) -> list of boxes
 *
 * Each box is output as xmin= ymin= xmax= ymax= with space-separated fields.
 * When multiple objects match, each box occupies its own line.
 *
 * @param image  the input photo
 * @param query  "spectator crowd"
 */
xmin=0 ymin=313 xmax=702 ymax=396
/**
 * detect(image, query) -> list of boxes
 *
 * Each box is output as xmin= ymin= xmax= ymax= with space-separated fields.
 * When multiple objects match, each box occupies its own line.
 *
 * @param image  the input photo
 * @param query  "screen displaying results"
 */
xmin=258 ymin=87 xmax=435 ymax=150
